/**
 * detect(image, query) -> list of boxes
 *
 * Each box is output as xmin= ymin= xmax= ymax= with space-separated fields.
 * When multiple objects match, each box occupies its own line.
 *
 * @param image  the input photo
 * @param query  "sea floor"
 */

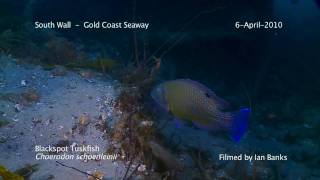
xmin=0 ymin=55 xmax=126 ymax=180
xmin=0 ymin=54 xmax=319 ymax=179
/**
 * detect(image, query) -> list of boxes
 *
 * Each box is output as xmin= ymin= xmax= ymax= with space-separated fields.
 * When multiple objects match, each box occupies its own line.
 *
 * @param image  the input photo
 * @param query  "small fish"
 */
xmin=151 ymin=79 xmax=250 ymax=142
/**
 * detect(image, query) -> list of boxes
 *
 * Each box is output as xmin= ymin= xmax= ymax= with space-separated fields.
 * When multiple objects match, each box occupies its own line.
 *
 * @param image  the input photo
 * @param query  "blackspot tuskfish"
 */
xmin=151 ymin=79 xmax=250 ymax=142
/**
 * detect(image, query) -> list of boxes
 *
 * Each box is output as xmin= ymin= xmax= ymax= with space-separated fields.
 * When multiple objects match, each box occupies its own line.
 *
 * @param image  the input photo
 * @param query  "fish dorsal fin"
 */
xmin=179 ymin=79 xmax=230 ymax=110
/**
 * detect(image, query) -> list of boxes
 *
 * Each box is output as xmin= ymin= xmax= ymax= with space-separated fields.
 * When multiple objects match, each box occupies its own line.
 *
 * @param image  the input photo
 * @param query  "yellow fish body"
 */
xmin=151 ymin=79 xmax=250 ymax=141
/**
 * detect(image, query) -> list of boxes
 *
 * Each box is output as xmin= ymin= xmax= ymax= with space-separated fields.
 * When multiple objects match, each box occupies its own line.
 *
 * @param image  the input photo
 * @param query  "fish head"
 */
xmin=151 ymin=83 xmax=168 ymax=111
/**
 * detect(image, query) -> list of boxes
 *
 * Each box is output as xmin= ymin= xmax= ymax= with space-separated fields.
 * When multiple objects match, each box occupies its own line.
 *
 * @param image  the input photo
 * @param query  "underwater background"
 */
xmin=0 ymin=0 xmax=320 ymax=179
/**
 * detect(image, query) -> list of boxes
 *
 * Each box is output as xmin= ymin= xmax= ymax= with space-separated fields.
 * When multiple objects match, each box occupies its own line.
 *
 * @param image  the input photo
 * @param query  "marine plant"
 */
xmin=0 ymin=165 xmax=24 ymax=180
xmin=107 ymin=75 xmax=184 ymax=179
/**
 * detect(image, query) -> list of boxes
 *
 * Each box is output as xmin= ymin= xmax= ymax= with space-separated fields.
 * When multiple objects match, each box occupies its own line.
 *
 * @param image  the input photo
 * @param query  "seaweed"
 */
xmin=0 ymin=165 xmax=24 ymax=180
xmin=107 ymin=60 xmax=183 ymax=179
xmin=14 ymin=164 xmax=39 ymax=179
xmin=106 ymin=87 xmax=158 ymax=178
xmin=36 ymin=36 xmax=120 ymax=74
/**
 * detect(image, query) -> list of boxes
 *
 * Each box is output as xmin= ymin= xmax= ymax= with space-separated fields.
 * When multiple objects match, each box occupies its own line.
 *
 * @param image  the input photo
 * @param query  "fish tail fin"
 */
xmin=229 ymin=108 xmax=250 ymax=142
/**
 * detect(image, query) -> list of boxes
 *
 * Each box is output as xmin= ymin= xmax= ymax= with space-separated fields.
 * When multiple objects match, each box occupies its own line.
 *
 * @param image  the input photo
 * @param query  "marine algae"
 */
xmin=14 ymin=164 xmax=39 ymax=179
xmin=0 ymin=165 xmax=24 ymax=180
xmin=108 ymin=76 xmax=184 ymax=179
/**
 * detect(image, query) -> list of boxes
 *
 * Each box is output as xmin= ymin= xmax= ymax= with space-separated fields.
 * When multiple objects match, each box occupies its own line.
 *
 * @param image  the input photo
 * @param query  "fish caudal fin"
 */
xmin=229 ymin=108 xmax=250 ymax=142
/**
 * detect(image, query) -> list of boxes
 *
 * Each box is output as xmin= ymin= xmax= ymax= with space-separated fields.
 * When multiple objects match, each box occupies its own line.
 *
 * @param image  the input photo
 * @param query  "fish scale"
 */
xmin=167 ymin=80 xmax=219 ymax=125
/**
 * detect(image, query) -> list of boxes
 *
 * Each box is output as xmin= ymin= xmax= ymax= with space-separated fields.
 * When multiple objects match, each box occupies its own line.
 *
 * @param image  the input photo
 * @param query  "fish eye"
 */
xmin=205 ymin=92 xmax=210 ymax=98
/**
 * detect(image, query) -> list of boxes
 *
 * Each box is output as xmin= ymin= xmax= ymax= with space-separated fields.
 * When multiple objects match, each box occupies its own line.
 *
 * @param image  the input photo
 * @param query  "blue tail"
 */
xmin=230 ymin=108 xmax=250 ymax=142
